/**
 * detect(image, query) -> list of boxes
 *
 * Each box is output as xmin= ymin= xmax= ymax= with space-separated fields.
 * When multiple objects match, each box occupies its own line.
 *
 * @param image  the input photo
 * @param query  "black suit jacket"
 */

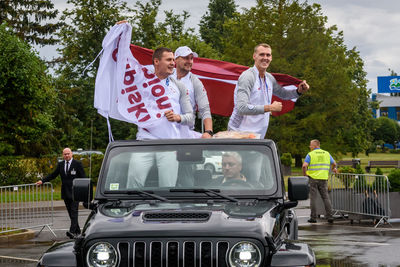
xmin=208 ymin=176 xmax=264 ymax=188
xmin=42 ymin=159 xmax=86 ymax=200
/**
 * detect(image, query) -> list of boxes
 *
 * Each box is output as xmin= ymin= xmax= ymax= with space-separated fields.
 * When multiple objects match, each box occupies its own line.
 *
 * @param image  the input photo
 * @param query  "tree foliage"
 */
xmin=372 ymin=117 xmax=400 ymax=148
xmin=0 ymin=0 xmax=61 ymax=45
xmin=54 ymin=0 xmax=133 ymax=150
xmin=219 ymin=0 xmax=373 ymax=164
xmin=130 ymin=0 xmax=194 ymax=49
xmin=199 ymin=0 xmax=237 ymax=52
xmin=0 ymin=23 xmax=56 ymax=156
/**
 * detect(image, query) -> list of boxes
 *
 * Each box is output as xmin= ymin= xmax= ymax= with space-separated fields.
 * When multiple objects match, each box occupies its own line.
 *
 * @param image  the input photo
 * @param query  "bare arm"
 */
xmin=302 ymin=162 xmax=309 ymax=176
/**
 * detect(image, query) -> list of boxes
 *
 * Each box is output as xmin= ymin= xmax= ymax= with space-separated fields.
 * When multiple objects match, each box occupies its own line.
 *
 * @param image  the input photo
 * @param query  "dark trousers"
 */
xmin=309 ymin=178 xmax=333 ymax=220
xmin=64 ymin=198 xmax=80 ymax=234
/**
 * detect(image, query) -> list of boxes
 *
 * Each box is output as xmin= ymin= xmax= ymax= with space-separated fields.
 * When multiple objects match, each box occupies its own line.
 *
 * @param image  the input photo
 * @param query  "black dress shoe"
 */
xmin=66 ymin=231 xmax=75 ymax=239
xmin=307 ymin=218 xmax=317 ymax=223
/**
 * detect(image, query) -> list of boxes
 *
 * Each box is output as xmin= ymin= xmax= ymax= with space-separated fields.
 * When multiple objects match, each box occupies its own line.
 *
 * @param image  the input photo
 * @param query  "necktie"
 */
xmin=65 ymin=161 xmax=69 ymax=174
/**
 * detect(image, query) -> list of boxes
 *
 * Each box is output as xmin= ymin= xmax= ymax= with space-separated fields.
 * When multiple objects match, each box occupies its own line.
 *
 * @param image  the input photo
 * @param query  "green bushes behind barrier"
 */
xmin=73 ymin=154 xmax=104 ymax=185
xmin=280 ymin=153 xmax=292 ymax=166
xmin=0 ymin=155 xmax=104 ymax=186
xmin=388 ymin=169 xmax=400 ymax=192
xmin=0 ymin=156 xmax=58 ymax=186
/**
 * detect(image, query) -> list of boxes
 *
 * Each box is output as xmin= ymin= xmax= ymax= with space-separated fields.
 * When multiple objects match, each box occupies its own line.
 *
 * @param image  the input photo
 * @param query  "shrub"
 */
xmin=354 ymin=164 xmax=364 ymax=174
xmin=375 ymin=168 xmax=383 ymax=175
xmin=353 ymin=175 xmax=368 ymax=190
xmin=280 ymin=153 xmax=292 ymax=166
xmin=73 ymin=154 xmax=104 ymax=185
xmin=338 ymin=166 xmax=355 ymax=174
xmin=372 ymin=175 xmax=388 ymax=192
xmin=0 ymin=156 xmax=59 ymax=186
xmin=388 ymin=169 xmax=400 ymax=192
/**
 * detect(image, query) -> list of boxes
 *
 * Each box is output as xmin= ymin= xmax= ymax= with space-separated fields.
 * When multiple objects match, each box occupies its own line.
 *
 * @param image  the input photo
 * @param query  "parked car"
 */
xmin=38 ymin=138 xmax=315 ymax=267
xmin=73 ymin=149 xmax=104 ymax=156
xmin=197 ymin=150 xmax=222 ymax=174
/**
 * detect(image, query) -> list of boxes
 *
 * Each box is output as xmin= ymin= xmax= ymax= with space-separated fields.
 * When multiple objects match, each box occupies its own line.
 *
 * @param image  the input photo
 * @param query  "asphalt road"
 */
xmin=1 ymin=202 xmax=400 ymax=267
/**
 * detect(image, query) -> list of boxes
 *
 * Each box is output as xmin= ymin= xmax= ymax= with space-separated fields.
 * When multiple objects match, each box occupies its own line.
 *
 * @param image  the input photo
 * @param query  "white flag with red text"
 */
xmin=94 ymin=23 xmax=188 ymax=139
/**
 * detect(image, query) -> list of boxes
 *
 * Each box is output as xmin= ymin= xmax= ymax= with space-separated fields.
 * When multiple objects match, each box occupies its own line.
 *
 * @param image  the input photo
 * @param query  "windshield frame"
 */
xmin=95 ymin=139 xmax=284 ymax=201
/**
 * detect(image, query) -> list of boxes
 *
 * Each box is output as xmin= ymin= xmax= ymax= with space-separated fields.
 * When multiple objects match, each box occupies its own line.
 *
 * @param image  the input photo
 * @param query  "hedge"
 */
xmin=0 ymin=155 xmax=104 ymax=186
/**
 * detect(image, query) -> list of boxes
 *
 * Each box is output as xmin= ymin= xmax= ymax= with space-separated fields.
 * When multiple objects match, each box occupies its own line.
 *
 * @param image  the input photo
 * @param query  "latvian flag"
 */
xmin=130 ymin=45 xmax=301 ymax=117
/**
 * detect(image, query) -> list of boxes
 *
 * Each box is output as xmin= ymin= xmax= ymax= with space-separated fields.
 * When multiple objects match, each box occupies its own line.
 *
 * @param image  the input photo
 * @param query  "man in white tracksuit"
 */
xmin=129 ymin=47 xmax=195 ymax=188
xmin=228 ymin=43 xmax=310 ymax=138
xmin=228 ymin=43 xmax=310 ymax=182
xmin=172 ymin=46 xmax=214 ymax=138
xmin=172 ymin=46 xmax=214 ymax=186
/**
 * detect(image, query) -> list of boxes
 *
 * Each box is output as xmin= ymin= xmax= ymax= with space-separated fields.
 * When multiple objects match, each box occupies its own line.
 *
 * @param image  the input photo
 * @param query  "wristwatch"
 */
xmin=204 ymin=130 xmax=214 ymax=136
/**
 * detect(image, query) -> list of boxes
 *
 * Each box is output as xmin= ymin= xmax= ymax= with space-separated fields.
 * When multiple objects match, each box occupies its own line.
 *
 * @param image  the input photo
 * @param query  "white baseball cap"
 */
xmin=174 ymin=46 xmax=198 ymax=59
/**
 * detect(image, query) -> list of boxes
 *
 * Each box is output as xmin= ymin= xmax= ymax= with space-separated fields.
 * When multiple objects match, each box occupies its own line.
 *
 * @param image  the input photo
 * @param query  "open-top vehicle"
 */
xmin=38 ymin=138 xmax=315 ymax=267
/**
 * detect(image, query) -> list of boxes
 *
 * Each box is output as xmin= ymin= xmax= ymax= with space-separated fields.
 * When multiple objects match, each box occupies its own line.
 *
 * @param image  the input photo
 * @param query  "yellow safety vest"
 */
xmin=306 ymin=149 xmax=331 ymax=180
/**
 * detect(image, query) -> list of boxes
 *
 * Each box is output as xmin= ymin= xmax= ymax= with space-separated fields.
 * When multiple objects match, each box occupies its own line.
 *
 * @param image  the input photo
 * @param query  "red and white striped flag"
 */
xmin=130 ymin=45 xmax=302 ymax=117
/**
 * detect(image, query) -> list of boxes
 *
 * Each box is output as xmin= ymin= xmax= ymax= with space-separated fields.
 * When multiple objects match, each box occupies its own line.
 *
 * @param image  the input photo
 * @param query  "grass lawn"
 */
xmin=1 ymin=188 xmax=61 ymax=202
xmin=340 ymin=152 xmax=399 ymax=161
xmin=1 ymin=184 xmax=97 ymax=202
xmin=339 ymin=152 xmax=399 ymax=175
xmin=0 ymin=229 xmax=25 ymax=235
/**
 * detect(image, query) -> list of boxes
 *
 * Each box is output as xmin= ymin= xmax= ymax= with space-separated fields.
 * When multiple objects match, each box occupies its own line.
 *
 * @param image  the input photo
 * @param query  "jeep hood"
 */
xmin=83 ymin=201 xmax=279 ymax=242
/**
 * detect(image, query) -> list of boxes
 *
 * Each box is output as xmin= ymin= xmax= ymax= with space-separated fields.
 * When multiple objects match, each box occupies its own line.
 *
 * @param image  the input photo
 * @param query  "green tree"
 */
xmin=0 ymin=0 xmax=61 ymax=45
xmin=130 ymin=0 xmax=198 ymax=50
xmin=221 ymin=0 xmax=372 ymax=165
xmin=0 ymin=24 xmax=56 ymax=156
xmin=130 ymin=0 xmax=161 ymax=48
xmin=55 ymin=0 xmax=133 ymax=150
xmin=372 ymin=117 xmax=399 ymax=149
xmin=199 ymin=0 xmax=237 ymax=52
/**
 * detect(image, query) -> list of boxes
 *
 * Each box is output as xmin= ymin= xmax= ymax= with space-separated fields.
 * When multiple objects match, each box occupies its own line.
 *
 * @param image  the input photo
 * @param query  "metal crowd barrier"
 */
xmin=330 ymin=173 xmax=391 ymax=227
xmin=0 ymin=183 xmax=55 ymax=237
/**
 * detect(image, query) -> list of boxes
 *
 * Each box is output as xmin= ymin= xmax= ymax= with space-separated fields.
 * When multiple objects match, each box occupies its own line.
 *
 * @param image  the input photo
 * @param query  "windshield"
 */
xmin=101 ymin=144 xmax=278 ymax=196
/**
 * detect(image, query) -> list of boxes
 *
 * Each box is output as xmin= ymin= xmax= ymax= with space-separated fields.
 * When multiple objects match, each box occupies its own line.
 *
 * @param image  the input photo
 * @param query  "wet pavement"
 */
xmin=1 ymin=200 xmax=400 ymax=266
xmin=296 ymin=200 xmax=400 ymax=267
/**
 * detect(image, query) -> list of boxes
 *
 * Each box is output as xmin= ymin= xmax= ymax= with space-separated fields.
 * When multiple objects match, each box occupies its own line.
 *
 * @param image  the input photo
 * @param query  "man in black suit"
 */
xmin=36 ymin=147 xmax=86 ymax=238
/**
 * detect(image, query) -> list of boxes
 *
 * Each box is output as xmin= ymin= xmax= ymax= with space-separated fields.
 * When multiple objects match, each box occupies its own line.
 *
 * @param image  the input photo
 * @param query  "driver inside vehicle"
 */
xmin=208 ymin=152 xmax=262 ymax=188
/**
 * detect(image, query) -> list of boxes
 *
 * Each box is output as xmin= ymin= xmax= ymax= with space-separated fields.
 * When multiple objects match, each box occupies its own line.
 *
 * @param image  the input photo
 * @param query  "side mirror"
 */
xmin=73 ymin=178 xmax=93 ymax=208
xmin=287 ymin=176 xmax=309 ymax=201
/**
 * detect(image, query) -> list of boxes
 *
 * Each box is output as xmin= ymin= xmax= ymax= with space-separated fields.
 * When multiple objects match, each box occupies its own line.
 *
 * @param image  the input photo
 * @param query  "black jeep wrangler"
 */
xmin=38 ymin=139 xmax=315 ymax=267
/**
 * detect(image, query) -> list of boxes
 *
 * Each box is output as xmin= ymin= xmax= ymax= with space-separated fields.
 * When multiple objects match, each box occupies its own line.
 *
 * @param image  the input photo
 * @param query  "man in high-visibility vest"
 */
xmin=302 ymin=139 xmax=338 ymax=223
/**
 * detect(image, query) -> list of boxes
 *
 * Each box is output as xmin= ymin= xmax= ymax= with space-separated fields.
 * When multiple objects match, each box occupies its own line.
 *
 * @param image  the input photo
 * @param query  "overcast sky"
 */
xmin=41 ymin=0 xmax=400 ymax=93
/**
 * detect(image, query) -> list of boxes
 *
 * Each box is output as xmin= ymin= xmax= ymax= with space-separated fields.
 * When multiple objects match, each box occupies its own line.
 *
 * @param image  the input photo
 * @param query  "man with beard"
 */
xmin=172 ymin=46 xmax=213 ymax=138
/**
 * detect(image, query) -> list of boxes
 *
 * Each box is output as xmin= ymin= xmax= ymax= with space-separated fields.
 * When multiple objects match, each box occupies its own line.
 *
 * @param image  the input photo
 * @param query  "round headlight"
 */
xmin=228 ymin=241 xmax=261 ymax=267
xmin=87 ymin=242 xmax=118 ymax=267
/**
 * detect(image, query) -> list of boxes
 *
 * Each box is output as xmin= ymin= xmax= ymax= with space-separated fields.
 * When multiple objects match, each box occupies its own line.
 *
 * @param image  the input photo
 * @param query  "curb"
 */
xmin=0 ymin=229 xmax=35 ymax=244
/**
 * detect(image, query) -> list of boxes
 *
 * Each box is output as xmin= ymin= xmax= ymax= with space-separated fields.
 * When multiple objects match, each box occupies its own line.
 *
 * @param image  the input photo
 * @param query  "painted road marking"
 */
xmin=0 ymin=255 xmax=37 ymax=262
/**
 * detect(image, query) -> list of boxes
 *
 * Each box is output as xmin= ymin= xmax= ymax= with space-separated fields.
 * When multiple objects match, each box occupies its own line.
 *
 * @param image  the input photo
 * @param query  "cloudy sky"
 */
xmin=42 ymin=0 xmax=400 ymax=93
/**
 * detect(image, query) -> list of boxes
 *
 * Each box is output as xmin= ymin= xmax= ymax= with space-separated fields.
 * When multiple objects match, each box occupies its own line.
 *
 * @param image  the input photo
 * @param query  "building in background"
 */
xmin=372 ymin=76 xmax=400 ymax=123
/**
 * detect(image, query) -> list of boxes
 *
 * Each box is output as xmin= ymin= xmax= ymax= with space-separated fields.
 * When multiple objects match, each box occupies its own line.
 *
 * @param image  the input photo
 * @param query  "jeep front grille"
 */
xmin=115 ymin=239 xmax=230 ymax=267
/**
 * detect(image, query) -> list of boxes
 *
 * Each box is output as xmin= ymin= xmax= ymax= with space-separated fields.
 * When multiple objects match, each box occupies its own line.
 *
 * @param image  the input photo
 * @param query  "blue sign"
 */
xmin=377 ymin=76 xmax=400 ymax=93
